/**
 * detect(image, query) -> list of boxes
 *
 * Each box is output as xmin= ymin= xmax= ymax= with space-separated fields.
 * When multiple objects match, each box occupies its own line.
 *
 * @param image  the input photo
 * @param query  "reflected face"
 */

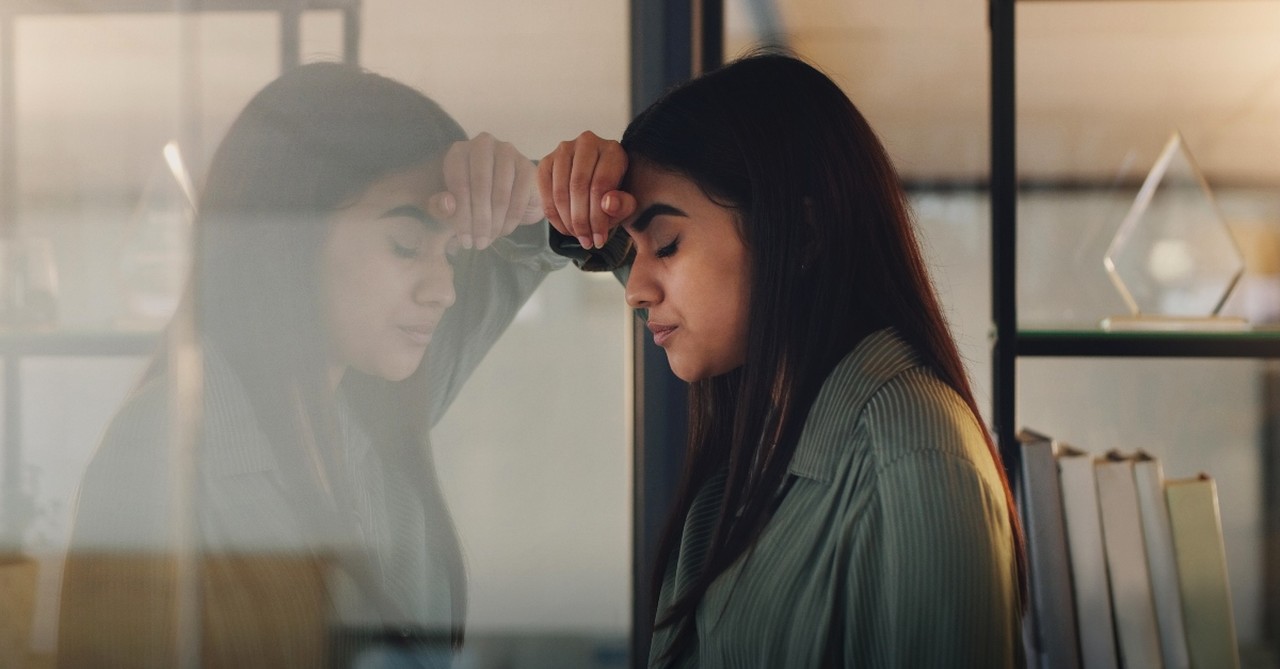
xmin=322 ymin=162 xmax=457 ymax=384
xmin=623 ymin=165 xmax=751 ymax=382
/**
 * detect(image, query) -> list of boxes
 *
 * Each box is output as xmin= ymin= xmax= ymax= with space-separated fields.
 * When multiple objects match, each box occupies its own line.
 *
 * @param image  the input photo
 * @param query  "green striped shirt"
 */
xmin=649 ymin=329 xmax=1022 ymax=668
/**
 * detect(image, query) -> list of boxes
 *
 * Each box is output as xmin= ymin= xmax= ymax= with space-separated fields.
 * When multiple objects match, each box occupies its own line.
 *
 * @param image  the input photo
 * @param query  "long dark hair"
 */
xmin=149 ymin=62 xmax=470 ymax=642
xmin=625 ymin=52 xmax=1026 ymax=659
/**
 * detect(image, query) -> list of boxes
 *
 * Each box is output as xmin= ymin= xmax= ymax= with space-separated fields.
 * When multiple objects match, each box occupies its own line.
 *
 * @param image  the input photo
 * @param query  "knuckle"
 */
xmin=552 ymin=190 xmax=571 ymax=209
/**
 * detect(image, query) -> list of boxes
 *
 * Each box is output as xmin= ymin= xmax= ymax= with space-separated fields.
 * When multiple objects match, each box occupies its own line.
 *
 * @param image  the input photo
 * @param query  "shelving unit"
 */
xmin=989 ymin=0 xmax=1279 ymax=658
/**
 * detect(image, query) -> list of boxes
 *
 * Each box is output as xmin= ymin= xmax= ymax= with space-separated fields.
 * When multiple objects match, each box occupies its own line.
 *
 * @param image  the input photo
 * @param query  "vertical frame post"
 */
xmin=990 ymin=0 xmax=1018 ymax=476
xmin=628 ymin=1 xmax=721 ymax=665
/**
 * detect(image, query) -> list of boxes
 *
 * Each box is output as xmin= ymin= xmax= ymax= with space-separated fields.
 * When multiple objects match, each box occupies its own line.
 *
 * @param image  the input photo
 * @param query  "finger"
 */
xmin=589 ymin=141 xmax=628 ymax=248
xmin=505 ymin=157 xmax=538 ymax=235
xmin=428 ymin=191 xmax=457 ymax=221
xmin=550 ymin=142 xmax=575 ymax=239
xmin=536 ymin=152 xmax=565 ymax=234
xmin=568 ymin=139 xmax=597 ymax=248
xmin=469 ymin=133 xmax=496 ymax=249
xmin=489 ymin=145 xmax=518 ymax=244
xmin=602 ymin=190 xmax=638 ymax=221
xmin=442 ymin=142 xmax=472 ymax=248
xmin=520 ymin=189 xmax=544 ymax=226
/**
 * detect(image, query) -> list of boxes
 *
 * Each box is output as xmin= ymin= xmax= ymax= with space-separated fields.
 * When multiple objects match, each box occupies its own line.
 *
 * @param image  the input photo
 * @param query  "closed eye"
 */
xmin=391 ymin=240 xmax=420 ymax=258
xmin=655 ymin=237 xmax=679 ymax=259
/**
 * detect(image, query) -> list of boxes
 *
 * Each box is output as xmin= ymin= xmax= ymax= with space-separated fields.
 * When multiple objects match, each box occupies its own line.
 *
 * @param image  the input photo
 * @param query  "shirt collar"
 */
xmin=786 ymin=328 xmax=921 ymax=483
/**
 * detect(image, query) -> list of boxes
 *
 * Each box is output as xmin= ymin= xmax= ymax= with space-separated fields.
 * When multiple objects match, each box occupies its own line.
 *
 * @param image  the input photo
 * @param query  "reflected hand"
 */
xmin=538 ymin=131 xmax=637 ymax=249
xmin=429 ymin=132 xmax=543 ymax=250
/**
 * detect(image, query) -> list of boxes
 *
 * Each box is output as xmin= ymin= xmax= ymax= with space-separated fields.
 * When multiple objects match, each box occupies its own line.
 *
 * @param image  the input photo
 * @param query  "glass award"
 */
xmin=1102 ymin=131 xmax=1247 ymax=331
xmin=117 ymin=141 xmax=195 ymax=329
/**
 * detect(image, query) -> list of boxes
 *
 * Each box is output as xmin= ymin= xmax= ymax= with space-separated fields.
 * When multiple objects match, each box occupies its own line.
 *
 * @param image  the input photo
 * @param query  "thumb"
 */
xmin=428 ymin=191 xmax=457 ymax=221
xmin=601 ymin=190 xmax=637 ymax=221
xmin=519 ymin=191 xmax=544 ymax=226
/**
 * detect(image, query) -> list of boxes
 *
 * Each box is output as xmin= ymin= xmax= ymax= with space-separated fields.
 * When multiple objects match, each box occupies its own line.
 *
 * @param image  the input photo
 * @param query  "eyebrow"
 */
xmin=628 ymin=203 xmax=688 ymax=233
xmin=379 ymin=205 xmax=435 ymax=227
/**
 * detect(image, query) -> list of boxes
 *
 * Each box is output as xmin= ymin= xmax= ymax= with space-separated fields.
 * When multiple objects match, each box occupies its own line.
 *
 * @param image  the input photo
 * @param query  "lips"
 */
xmin=399 ymin=324 xmax=436 ymax=346
xmin=648 ymin=322 xmax=677 ymax=347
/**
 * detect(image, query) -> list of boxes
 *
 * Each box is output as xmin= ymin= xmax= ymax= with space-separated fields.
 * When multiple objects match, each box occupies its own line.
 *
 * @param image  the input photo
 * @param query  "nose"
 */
xmin=414 ymin=256 xmax=457 ymax=309
xmin=624 ymin=256 xmax=660 ymax=309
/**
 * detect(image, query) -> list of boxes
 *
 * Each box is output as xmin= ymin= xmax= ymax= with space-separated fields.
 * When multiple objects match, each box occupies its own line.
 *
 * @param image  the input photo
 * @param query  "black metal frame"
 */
xmin=629 ymin=1 xmax=721 ymax=665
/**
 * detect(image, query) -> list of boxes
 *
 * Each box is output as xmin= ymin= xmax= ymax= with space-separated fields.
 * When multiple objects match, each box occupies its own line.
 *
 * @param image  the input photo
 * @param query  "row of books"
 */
xmin=1017 ymin=428 xmax=1239 ymax=669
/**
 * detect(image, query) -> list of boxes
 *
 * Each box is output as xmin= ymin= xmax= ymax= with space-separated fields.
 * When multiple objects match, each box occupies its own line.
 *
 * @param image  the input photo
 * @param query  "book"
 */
xmin=1057 ymin=445 xmax=1118 ymax=669
xmin=1016 ymin=429 xmax=1080 ymax=669
xmin=1132 ymin=452 xmax=1190 ymax=669
xmin=1165 ymin=475 xmax=1240 ymax=669
xmin=1095 ymin=452 xmax=1163 ymax=667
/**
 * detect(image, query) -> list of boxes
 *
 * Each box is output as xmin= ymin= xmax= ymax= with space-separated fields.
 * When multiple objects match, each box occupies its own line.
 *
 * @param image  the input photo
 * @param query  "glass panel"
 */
xmin=1 ymin=3 xmax=629 ymax=668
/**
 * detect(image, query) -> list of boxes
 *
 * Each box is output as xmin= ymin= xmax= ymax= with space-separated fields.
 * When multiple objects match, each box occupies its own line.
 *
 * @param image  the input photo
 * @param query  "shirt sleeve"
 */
xmin=842 ymin=449 xmax=1022 ymax=667
xmin=420 ymin=220 xmax=567 ymax=427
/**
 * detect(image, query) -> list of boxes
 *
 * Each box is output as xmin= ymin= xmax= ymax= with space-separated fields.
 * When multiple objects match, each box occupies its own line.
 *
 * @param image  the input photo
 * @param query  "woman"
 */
xmin=59 ymin=62 xmax=560 ymax=667
xmin=540 ymin=53 xmax=1024 ymax=667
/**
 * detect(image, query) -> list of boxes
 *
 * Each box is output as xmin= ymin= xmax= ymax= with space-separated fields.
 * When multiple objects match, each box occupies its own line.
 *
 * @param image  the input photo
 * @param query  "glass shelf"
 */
xmin=1016 ymin=327 xmax=1280 ymax=358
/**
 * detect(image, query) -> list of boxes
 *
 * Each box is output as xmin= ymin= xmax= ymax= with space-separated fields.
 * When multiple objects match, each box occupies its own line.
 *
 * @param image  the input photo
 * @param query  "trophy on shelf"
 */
xmin=1102 ymin=131 xmax=1247 ymax=332
xmin=117 ymin=140 xmax=196 ymax=330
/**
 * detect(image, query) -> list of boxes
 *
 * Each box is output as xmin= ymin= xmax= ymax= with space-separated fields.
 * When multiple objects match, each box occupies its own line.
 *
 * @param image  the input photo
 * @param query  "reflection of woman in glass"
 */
xmin=60 ymin=63 xmax=559 ymax=667
xmin=540 ymin=53 xmax=1024 ymax=666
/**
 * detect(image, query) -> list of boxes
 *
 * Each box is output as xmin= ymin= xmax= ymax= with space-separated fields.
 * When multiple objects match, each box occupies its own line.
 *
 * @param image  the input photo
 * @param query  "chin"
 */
xmin=666 ymin=357 xmax=712 ymax=383
xmin=382 ymin=368 xmax=418 ymax=383
xmin=363 ymin=355 xmax=426 ymax=383
xmin=667 ymin=353 xmax=743 ymax=383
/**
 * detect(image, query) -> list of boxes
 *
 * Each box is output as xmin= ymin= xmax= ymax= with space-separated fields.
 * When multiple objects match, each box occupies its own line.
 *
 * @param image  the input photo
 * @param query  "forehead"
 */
xmin=627 ymin=164 xmax=703 ymax=203
xmin=345 ymin=161 xmax=442 ymax=212
xmin=622 ymin=164 xmax=743 ymax=239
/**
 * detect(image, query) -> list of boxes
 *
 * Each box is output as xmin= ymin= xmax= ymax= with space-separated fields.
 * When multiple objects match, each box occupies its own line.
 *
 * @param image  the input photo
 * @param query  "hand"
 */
xmin=428 ymin=132 xmax=543 ymax=250
xmin=538 ymin=131 xmax=637 ymax=249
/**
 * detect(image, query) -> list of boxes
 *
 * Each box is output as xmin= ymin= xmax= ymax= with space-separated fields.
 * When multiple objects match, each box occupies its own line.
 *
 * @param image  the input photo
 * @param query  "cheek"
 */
xmin=323 ymin=252 xmax=394 ymax=342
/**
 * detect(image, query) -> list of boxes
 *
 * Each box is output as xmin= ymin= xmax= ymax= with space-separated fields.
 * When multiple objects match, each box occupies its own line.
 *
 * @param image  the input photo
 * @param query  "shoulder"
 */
xmin=861 ymin=365 xmax=987 ymax=468
xmin=91 ymin=375 xmax=171 ymax=480
xmin=789 ymin=329 xmax=990 ymax=483
xmin=70 ymin=376 xmax=173 ymax=551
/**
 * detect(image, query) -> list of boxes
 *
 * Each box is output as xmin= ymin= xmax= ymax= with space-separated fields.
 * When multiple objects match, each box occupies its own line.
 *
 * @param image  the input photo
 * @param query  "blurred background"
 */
xmin=0 ymin=0 xmax=1278 ymax=666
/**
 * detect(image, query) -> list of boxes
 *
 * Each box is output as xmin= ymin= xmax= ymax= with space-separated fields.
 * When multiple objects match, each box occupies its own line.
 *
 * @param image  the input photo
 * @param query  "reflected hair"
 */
xmin=152 ymin=62 xmax=469 ymax=644
xmin=622 ymin=51 xmax=1026 ymax=660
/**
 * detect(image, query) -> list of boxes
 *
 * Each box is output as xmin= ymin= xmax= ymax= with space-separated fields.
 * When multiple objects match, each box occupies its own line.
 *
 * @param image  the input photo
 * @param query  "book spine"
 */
xmin=1020 ymin=438 xmax=1081 ymax=668
xmin=1166 ymin=477 xmax=1240 ymax=669
xmin=1058 ymin=451 xmax=1118 ymax=669
xmin=1133 ymin=458 xmax=1190 ymax=669
xmin=1095 ymin=458 xmax=1163 ymax=667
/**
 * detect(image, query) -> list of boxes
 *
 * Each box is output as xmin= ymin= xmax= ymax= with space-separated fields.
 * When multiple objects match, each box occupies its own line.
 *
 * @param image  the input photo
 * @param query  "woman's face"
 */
xmin=623 ymin=164 xmax=751 ymax=382
xmin=322 ymin=162 xmax=457 ymax=384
